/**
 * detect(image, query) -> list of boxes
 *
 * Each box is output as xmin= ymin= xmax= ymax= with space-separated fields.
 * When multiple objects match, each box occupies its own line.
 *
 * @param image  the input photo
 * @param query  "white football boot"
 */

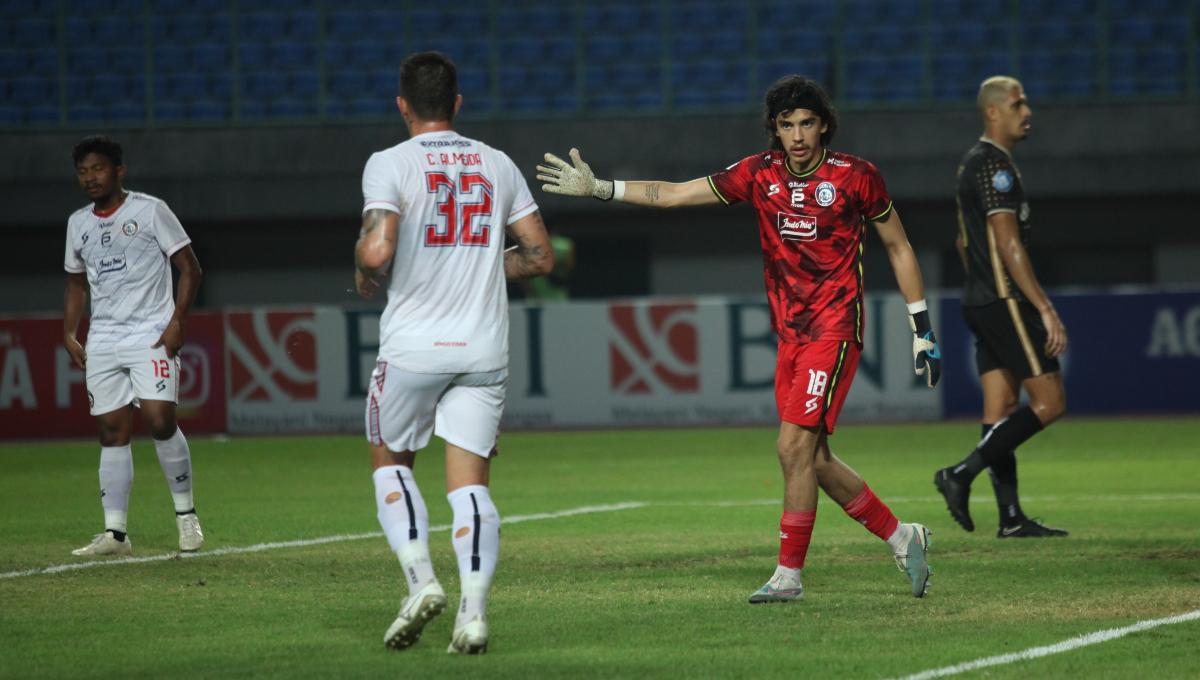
xmin=72 ymin=531 xmax=132 ymax=557
xmin=176 ymin=513 xmax=204 ymax=552
xmin=747 ymin=568 xmax=804 ymax=604
xmin=447 ymin=615 xmax=488 ymax=655
xmin=893 ymin=522 xmax=932 ymax=598
xmin=384 ymin=581 xmax=447 ymax=650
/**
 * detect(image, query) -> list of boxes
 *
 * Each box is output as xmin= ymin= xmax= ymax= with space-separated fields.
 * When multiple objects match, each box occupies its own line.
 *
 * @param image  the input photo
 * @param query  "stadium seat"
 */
xmin=241 ymin=12 xmax=287 ymax=42
xmin=93 ymin=16 xmax=143 ymax=40
xmin=326 ymin=11 xmax=370 ymax=38
xmin=1019 ymin=0 xmax=1095 ymax=18
xmin=501 ymin=38 xmax=545 ymax=63
xmin=12 ymin=17 xmax=53 ymax=47
xmin=188 ymin=99 xmax=227 ymax=121
xmin=289 ymin=11 xmax=319 ymax=40
xmin=108 ymin=101 xmax=145 ymax=123
xmin=843 ymin=0 xmax=921 ymax=26
xmin=587 ymin=92 xmax=630 ymax=109
xmin=26 ymin=103 xmax=60 ymax=124
xmin=63 ymin=16 xmax=92 ymax=42
xmin=0 ymin=49 xmax=26 ymax=75
xmin=349 ymin=96 xmax=389 ymax=117
xmin=671 ymin=3 xmax=748 ymax=31
xmin=548 ymin=93 xmax=578 ymax=111
xmin=154 ymin=100 xmax=188 ymax=120
xmin=328 ymin=69 xmax=368 ymax=98
xmin=756 ymin=1 xmax=836 ymax=25
xmin=67 ymin=102 xmax=106 ymax=123
xmin=1022 ymin=21 xmax=1097 ymax=47
xmin=270 ymin=98 xmax=315 ymax=118
xmin=209 ymin=74 xmax=231 ymax=98
xmin=9 ymin=75 xmax=54 ymax=102
xmin=458 ymin=68 xmax=489 ymax=96
xmin=238 ymin=98 xmax=269 ymax=119
xmin=288 ymin=72 xmax=319 ymax=98
xmin=505 ymin=94 xmax=548 ymax=113
xmin=162 ymin=73 xmax=208 ymax=99
xmin=239 ymin=43 xmax=270 ymax=70
xmin=496 ymin=6 xmax=572 ymax=34
xmin=66 ymin=75 xmax=89 ymax=100
xmin=155 ymin=45 xmax=191 ymax=73
xmin=242 ymin=72 xmax=287 ymax=99
xmin=0 ymin=104 xmax=21 ymax=125
xmin=530 ymin=65 xmax=572 ymax=93
xmin=108 ymin=47 xmax=143 ymax=72
xmin=269 ymin=42 xmax=315 ymax=69
xmin=191 ymin=43 xmax=228 ymax=71
xmin=844 ymin=26 xmax=920 ymax=54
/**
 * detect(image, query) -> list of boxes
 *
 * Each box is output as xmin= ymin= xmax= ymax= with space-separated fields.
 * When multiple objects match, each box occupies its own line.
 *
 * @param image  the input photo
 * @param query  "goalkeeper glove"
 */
xmin=536 ymin=148 xmax=624 ymax=201
xmin=907 ymin=300 xmax=941 ymax=388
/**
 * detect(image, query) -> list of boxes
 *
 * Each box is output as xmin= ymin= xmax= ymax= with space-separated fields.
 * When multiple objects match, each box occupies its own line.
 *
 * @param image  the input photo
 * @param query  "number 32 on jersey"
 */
xmin=425 ymin=171 xmax=493 ymax=247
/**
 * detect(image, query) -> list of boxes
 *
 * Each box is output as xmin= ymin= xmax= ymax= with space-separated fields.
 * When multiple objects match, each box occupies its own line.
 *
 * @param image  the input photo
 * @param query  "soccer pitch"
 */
xmin=1 ymin=418 xmax=1197 ymax=679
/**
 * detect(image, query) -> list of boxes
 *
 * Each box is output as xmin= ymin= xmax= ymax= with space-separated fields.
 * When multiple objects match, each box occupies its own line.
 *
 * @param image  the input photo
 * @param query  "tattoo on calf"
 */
xmin=645 ymin=184 xmax=660 ymax=203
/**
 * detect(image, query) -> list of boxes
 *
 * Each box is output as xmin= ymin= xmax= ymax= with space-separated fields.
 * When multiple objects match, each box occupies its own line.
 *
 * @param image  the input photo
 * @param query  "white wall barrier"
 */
xmin=220 ymin=295 xmax=941 ymax=434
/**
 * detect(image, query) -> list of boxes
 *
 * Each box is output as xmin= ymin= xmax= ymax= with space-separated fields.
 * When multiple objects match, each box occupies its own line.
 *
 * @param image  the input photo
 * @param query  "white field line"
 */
xmin=3 ymin=493 xmax=1196 ymax=581
xmin=887 ymin=609 xmax=1200 ymax=680
xmin=0 ymin=501 xmax=647 ymax=581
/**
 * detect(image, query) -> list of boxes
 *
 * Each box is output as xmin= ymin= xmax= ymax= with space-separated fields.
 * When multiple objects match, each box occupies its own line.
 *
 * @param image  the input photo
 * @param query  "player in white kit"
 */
xmin=63 ymin=136 xmax=205 ymax=556
xmin=354 ymin=52 xmax=553 ymax=654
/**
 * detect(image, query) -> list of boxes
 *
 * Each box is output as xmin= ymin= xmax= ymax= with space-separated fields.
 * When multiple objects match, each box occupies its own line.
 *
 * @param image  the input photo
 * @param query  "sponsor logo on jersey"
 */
xmin=101 ymin=231 xmax=112 ymax=247
xmin=776 ymin=212 xmax=818 ymax=242
xmin=121 ymin=219 xmax=139 ymax=236
xmin=98 ymin=254 xmax=126 ymax=275
xmin=419 ymin=139 xmax=472 ymax=147
xmin=767 ymin=183 xmax=781 ymax=197
xmin=992 ymin=170 xmax=1013 ymax=192
xmin=1020 ymin=202 xmax=1030 ymax=221
xmin=608 ymin=303 xmax=699 ymax=394
xmin=815 ymin=181 xmax=837 ymax=207
xmin=826 ymin=157 xmax=851 ymax=167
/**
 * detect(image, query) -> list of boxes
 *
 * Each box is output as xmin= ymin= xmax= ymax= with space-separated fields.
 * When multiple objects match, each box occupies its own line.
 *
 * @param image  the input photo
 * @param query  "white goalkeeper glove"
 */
xmin=536 ymin=148 xmax=623 ymax=201
xmin=907 ymin=300 xmax=942 ymax=388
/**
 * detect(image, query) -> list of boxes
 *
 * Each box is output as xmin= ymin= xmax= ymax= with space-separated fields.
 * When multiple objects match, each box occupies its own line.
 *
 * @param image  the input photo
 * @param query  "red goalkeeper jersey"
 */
xmin=708 ymin=148 xmax=893 ymax=345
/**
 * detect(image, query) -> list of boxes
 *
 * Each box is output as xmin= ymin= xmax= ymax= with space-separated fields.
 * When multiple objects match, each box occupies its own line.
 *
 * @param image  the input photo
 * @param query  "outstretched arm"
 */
xmin=537 ymin=148 xmax=720 ymax=208
xmin=354 ymin=208 xmax=400 ymax=298
xmin=504 ymin=210 xmax=554 ymax=280
xmin=990 ymin=212 xmax=1067 ymax=357
xmin=874 ymin=209 xmax=941 ymax=388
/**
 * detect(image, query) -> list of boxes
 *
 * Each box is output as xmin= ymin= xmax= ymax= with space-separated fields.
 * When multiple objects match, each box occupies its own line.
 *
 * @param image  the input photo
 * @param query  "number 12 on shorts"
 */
xmin=152 ymin=359 xmax=170 ymax=379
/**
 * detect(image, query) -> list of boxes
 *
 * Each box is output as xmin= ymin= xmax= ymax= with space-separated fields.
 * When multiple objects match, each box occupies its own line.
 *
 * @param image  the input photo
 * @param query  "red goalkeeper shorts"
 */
xmin=774 ymin=340 xmax=861 ymax=434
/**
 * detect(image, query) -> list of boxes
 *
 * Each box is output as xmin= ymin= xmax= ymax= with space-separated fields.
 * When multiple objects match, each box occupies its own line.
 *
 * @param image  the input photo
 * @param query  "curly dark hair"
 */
xmin=399 ymin=51 xmax=458 ymax=122
xmin=762 ymin=75 xmax=838 ymax=150
xmin=72 ymin=135 xmax=123 ymax=167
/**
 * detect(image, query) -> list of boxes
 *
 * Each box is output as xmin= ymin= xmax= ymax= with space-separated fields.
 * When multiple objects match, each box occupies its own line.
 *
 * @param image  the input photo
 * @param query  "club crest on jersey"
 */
xmin=992 ymin=170 xmax=1013 ymax=192
xmin=815 ymin=181 xmax=837 ymax=207
xmin=121 ymin=219 xmax=139 ymax=236
xmin=776 ymin=212 xmax=818 ymax=242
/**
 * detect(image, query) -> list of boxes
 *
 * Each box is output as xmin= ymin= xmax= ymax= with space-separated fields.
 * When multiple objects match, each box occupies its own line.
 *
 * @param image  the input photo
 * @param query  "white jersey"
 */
xmin=63 ymin=191 xmax=191 ymax=352
xmin=362 ymin=129 xmax=537 ymax=373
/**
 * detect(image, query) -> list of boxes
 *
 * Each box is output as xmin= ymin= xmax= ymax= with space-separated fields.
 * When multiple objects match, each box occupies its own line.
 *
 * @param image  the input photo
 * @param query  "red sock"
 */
xmin=779 ymin=509 xmax=816 ymax=569
xmin=842 ymin=484 xmax=899 ymax=541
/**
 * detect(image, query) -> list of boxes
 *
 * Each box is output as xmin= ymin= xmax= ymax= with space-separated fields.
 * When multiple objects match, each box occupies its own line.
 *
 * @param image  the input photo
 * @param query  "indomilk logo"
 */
xmin=776 ymin=212 xmax=818 ymax=242
xmin=608 ymin=303 xmax=699 ymax=394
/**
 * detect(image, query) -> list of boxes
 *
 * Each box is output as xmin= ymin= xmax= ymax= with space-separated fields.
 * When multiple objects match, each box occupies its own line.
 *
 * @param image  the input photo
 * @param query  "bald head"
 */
xmin=977 ymin=76 xmax=1023 ymax=115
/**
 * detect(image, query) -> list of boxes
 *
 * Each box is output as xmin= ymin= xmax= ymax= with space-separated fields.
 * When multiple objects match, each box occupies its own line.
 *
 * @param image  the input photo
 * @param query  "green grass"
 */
xmin=1 ymin=418 xmax=1198 ymax=679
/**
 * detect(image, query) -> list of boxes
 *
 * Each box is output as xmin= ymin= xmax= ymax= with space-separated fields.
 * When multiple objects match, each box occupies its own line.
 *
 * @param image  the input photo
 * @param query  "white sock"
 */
xmin=771 ymin=564 xmax=802 ymax=585
xmin=373 ymin=465 xmax=436 ymax=594
xmin=886 ymin=522 xmax=912 ymax=553
xmin=153 ymin=427 xmax=195 ymax=513
xmin=99 ymin=445 xmax=133 ymax=533
xmin=447 ymin=484 xmax=499 ymax=625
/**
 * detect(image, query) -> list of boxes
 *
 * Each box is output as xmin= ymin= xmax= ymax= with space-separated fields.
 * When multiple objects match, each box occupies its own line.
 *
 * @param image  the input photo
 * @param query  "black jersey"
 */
xmin=956 ymin=138 xmax=1032 ymax=307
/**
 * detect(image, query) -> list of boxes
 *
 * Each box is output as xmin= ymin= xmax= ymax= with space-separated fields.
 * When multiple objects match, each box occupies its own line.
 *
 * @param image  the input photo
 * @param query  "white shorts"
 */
xmin=86 ymin=345 xmax=180 ymax=416
xmin=365 ymin=360 xmax=506 ymax=458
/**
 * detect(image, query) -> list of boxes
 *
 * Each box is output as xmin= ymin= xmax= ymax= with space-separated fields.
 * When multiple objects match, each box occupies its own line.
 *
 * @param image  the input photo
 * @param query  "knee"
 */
xmin=97 ymin=422 xmax=127 ymax=447
xmin=147 ymin=416 xmax=178 ymax=441
xmin=776 ymin=436 xmax=816 ymax=474
xmin=1029 ymin=394 xmax=1066 ymax=425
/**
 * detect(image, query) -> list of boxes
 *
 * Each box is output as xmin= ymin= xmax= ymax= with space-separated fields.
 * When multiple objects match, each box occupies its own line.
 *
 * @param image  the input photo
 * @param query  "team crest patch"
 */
xmin=815 ymin=181 xmax=837 ymax=207
xmin=121 ymin=219 xmax=139 ymax=236
xmin=991 ymin=170 xmax=1013 ymax=192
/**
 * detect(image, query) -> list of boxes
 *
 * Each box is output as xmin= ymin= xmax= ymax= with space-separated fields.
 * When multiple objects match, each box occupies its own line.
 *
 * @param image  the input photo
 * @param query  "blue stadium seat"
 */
xmin=530 ymin=65 xmax=572 ymax=93
xmin=238 ymin=98 xmax=269 ymax=119
xmin=1022 ymin=21 xmax=1097 ymax=47
xmin=6 ymin=76 xmax=53 ymax=104
xmin=239 ymin=43 xmax=270 ymax=70
xmin=671 ymin=34 xmax=707 ymax=60
xmin=548 ymin=93 xmax=577 ymax=111
xmin=241 ymin=12 xmax=287 ymax=41
xmin=189 ymin=99 xmax=229 ymax=121
xmin=581 ymin=5 xmax=660 ymax=32
xmin=587 ymin=92 xmax=630 ymax=109
xmin=242 ymin=72 xmax=287 ymax=99
xmin=505 ymin=94 xmax=548 ymax=113
xmin=496 ymin=7 xmax=572 ymax=35
xmin=108 ymin=101 xmax=144 ymax=123
xmin=155 ymin=45 xmax=191 ymax=73
xmin=328 ymin=69 xmax=368 ymax=98
xmin=632 ymin=91 xmax=664 ymax=109
xmin=289 ymin=72 xmax=319 ymax=98
xmin=28 ymin=47 xmax=56 ymax=75
xmin=499 ymin=66 xmax=527 ymax=92
xmin=269 ymin=42 xmax=315 ymax=69
xmin=756 ymin=30 xmax=829 ymax=57
xmin=502 ymin=37 xmax=545 ymax=63
xmin=161 ymin=72 xmax=208 ymax=99
xmin=26 ymin=103 xmax=60 ymax=124
xmin=756 ymin=1 xmax=836 ymax=25
xmin=63 ymin=16 xmax=92 ymax=42
xmin=542 ymin=38 xmax=574 ymax=61
xmin=585 ymin=36 xmax=622 ymax=61
xmin=327 ymin=11 xmax=370 ymax=38
xmin=929 ymin=22 xmax=1008 ymax=50
xmin=671 ymin=3 xmax=748 ymax=31
xmin=0 ymin=104 xmax=21 ymax=125
xmin=289 ymin=11 xmax=318 ymax=40
xmin=68 ymin=48 xmax=108 ymax=74
xmin=192 ymin=43 xmax=228 ymax=71
xmin=209 ymin=74 xmax=231 ymax=98
xmin=68 ymin=103 xmax=106 ymax=123
xmin=1019 ymin=0 xmax=1095 ymax=18
xmin=458 ymin=68 xmax=488 ymax=96
xmin=108 ymin=47 xmax=142 ymax=72
xmin=844 ymin=26 xmax=920 ymax=54
xmin=349 ymin=96 xmax=389 ymax=117
xmin=0 ymin=49 xmax=26 ymax=75
xmin=347 ymin=42 xmax=390 ymax=68
xmin=843 ymin=0 xmax=921 ymax=26
xmin=368 ymin=68 xmax=397 ymax=97
xmin=13 ymin=18 xmax=54 ymax=47
xmin=270 ymin=97 xmax=315 ymax=118
xmin=759 ymin=58 xmax=832 ymax=87
xmin=155 ymin=100 xmax=188 ymax=120
xmin=66 ymin=75 xmax=88 ymax=100
xmin=930 ymin=0 xmax=1007 ymax=19
xmin=93 ymin=16 xmax=143 ymax=40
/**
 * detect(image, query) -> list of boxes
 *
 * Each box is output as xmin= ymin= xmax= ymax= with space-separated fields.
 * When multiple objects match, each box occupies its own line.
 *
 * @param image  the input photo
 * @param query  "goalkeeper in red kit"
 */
xmin=537 ymin=75 xmax=941 ymax=602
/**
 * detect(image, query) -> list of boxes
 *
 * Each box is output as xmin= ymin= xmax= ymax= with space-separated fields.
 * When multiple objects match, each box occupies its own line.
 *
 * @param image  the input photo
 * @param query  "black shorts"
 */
xmin=962 ymin=299 xmax=1060 ymax=381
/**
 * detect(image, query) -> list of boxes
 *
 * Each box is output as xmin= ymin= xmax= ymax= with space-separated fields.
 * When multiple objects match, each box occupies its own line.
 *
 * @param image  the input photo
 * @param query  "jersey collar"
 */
xmin=979 ymin=136 xmax=1013 ymax=158
xmin=92 ymin=191 xmax=129 ymax=218
xmin=785 ymin=148 xmax=826 ymax=178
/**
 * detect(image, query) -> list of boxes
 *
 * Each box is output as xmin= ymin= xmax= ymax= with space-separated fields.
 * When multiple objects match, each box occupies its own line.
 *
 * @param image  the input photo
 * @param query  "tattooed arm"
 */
xmin=504 ymin=210 xmax=554 ymax=280
xmin=354 ymin=207 xmax=400 ymax=298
